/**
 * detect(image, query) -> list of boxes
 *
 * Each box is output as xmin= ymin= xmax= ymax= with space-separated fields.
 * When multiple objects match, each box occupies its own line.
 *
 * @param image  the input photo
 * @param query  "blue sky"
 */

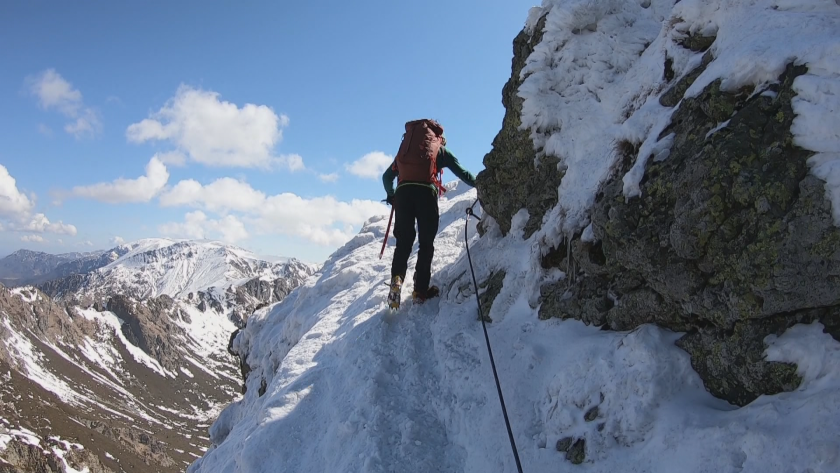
xmin=0 ymin=0 xmax=536 ymax=263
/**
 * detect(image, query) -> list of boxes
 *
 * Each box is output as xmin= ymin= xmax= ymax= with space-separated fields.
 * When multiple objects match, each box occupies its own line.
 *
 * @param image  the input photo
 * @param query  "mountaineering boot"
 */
xmin=388 ymin=276 xmax=403 ymax=310
xmin=412 ymin=285 xmax=440 ymax=304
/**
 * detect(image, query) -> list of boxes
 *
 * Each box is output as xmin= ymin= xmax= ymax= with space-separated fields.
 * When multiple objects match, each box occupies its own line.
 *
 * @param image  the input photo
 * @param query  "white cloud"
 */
xmin=19 ymin=213 xmax=77 ymax=235
xmin=318 ymin=173 xmax=340 ymax=183
xmin=214 ymin=215 xmax=249 ymax=242
xmin=27 ymin=69 xmax=82 ymax=115
xmin=159 ymin=211 xmax=248 ymax=243
xmin=159 ymin=177 xmax=387 ymax=246
xmin=346 ymin=151 xmax=393 ymax=179
xmin=0 ymin=165 xmax=35 ymax=217
xmin=38 ymin=124 xmax=54 ymax=137
xmin=160 ymin=177 xmax=265 ymax=213
xmin=64 ymin=109 xmax=102 ymax=138
xmin=159 ymin=212 xmax=205 ymax=240
xmin=71 ymin=156 xmax=169 ymax=203
xmin=281 ymin=154 xmax=305 ymax=172
xmin=126 ymin=85 xmax=299 ymax=170
xmin=57 ymin=239 xmax=64 ymax=245
xmin=256 ymin=194 xmax=385 ymax=246
xmin=82 ymin=240 xmax=94 ymax=247
xmin=259 ymin=194 xmax=384 ymax=245
xmin=26 ymin=69 xmax=101 ymax=138
xmin=20 ymin=235 xmax=45 ymax=243
xmin=157 ymin=151 xmax=187 ymax=167
xmin=0 ymin=164 xmax=76 ymax=235
xmin=110 ymin=236 xmax=125 ymax=245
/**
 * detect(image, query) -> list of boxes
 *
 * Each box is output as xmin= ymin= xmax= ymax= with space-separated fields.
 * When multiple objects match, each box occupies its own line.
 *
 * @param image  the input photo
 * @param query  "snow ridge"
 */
xmin=191 ymin=179 xmax=840 ymax=472
xmin=89 ymin=238 xmax=313 ymax=299
xmin=188 ymin=1 xmax=840 ymax=470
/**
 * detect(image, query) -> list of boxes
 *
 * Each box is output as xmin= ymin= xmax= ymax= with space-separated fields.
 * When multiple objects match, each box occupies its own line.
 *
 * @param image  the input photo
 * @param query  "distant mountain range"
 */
xmin=0 ymin=239 xmax=319 ymax=472
xmin=0 ymin=248 xmax=120 ymax=287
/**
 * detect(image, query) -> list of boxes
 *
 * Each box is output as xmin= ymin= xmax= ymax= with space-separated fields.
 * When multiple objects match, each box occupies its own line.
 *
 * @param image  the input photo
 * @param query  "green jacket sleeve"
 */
xmin=438 ymin=147 xmax=476 ymax=188
xmin=382 ymin=160 xmax=397 ymax=197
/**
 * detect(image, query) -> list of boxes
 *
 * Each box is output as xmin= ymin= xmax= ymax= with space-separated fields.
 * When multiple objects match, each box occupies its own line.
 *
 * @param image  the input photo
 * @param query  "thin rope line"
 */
xmin=464 ymin=200 xmax=524 ymax=473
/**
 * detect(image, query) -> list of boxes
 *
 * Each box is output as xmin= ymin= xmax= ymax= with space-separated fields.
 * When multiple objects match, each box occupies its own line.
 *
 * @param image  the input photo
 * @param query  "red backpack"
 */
xmin=393 ymin=119 xmax=446 ymax=195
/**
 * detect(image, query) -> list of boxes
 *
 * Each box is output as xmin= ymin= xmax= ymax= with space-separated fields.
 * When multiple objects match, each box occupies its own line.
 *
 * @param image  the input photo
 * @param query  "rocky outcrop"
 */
xmin=82 ymin=421 xmax=175 ymax=469
xmin=0 ymin=439 xmax=65 ymax=473
xmin=39 ymin=274 xmax=91 ymax=301
xmin=475 ymin=13 xmax=562 ymax=239
xmin=106 ymin=294 xmax=183 ymax=372
xmin=0 ymin=287 xmax=93 ymax=361
xmin=227 ymin=276 xmax=300 ymax=323
xmin=478 ymin=24 xmax=840 ymax=406
xmin=0 ymin=437 xmax=113 ymax=473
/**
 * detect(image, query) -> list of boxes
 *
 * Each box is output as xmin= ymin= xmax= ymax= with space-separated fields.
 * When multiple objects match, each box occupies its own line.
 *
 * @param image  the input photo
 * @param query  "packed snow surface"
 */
xmin=189 ymin=184 xmax=840 ymax=472
xmin=519 ymin=0 xmax=840 ymax=243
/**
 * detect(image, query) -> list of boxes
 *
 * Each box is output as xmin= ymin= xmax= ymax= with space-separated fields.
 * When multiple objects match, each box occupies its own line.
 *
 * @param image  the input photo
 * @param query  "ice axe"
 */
xmin=379 ymin=205 xmax=394 ymax=259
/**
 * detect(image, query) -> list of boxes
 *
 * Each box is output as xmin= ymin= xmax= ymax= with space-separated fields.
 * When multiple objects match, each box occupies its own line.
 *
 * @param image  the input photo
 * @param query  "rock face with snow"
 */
xmin=0 ymin=426 xmax=111 ymax=473
xmin=477 ymin=0 xmax=840 ymax=406
xmin=474 ymin=17 xmax=562 ymax=239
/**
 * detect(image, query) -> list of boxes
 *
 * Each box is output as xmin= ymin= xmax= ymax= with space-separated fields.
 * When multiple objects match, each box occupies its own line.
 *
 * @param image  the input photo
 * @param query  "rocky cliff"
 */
xmin=477 ymin=0 xmax=840 ymax=406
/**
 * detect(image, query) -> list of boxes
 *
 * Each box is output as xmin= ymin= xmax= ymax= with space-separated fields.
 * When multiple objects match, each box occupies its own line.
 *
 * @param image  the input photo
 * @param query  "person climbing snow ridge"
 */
xmin=382 ymin=118 xmax=477 ymax=310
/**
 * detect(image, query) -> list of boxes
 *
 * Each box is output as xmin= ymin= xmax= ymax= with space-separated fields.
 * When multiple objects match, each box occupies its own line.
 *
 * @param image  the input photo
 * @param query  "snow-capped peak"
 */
xmin=63 ymin=239 xmax=314 ymax=301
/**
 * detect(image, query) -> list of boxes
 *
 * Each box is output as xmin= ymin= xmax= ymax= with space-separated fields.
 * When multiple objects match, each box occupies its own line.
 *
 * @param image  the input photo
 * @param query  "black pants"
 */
xmin=391 ymin=185 xmax=439 ymax=293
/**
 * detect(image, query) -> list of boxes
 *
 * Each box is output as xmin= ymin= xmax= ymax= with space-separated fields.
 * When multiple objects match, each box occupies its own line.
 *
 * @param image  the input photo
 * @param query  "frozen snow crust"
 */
xmin=190 ymin=185 xmax=840 ymax=472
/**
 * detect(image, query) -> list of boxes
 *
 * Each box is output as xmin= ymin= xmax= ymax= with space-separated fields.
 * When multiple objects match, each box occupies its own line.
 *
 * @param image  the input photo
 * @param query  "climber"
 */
xmin=382 ymin=118 xmax=476 ymax=309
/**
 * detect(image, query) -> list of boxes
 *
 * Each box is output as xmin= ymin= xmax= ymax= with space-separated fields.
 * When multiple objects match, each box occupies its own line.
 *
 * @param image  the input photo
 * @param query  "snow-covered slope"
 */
xmin=187 ymin=1 xmax=840 ymax=470
xmin=0 ymin=285 xmax=242 ymax=472
xmin=0 ymin=240 xmax=317 ymax=472
xmin=189 ymin=182 xmax=840 ymax=472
